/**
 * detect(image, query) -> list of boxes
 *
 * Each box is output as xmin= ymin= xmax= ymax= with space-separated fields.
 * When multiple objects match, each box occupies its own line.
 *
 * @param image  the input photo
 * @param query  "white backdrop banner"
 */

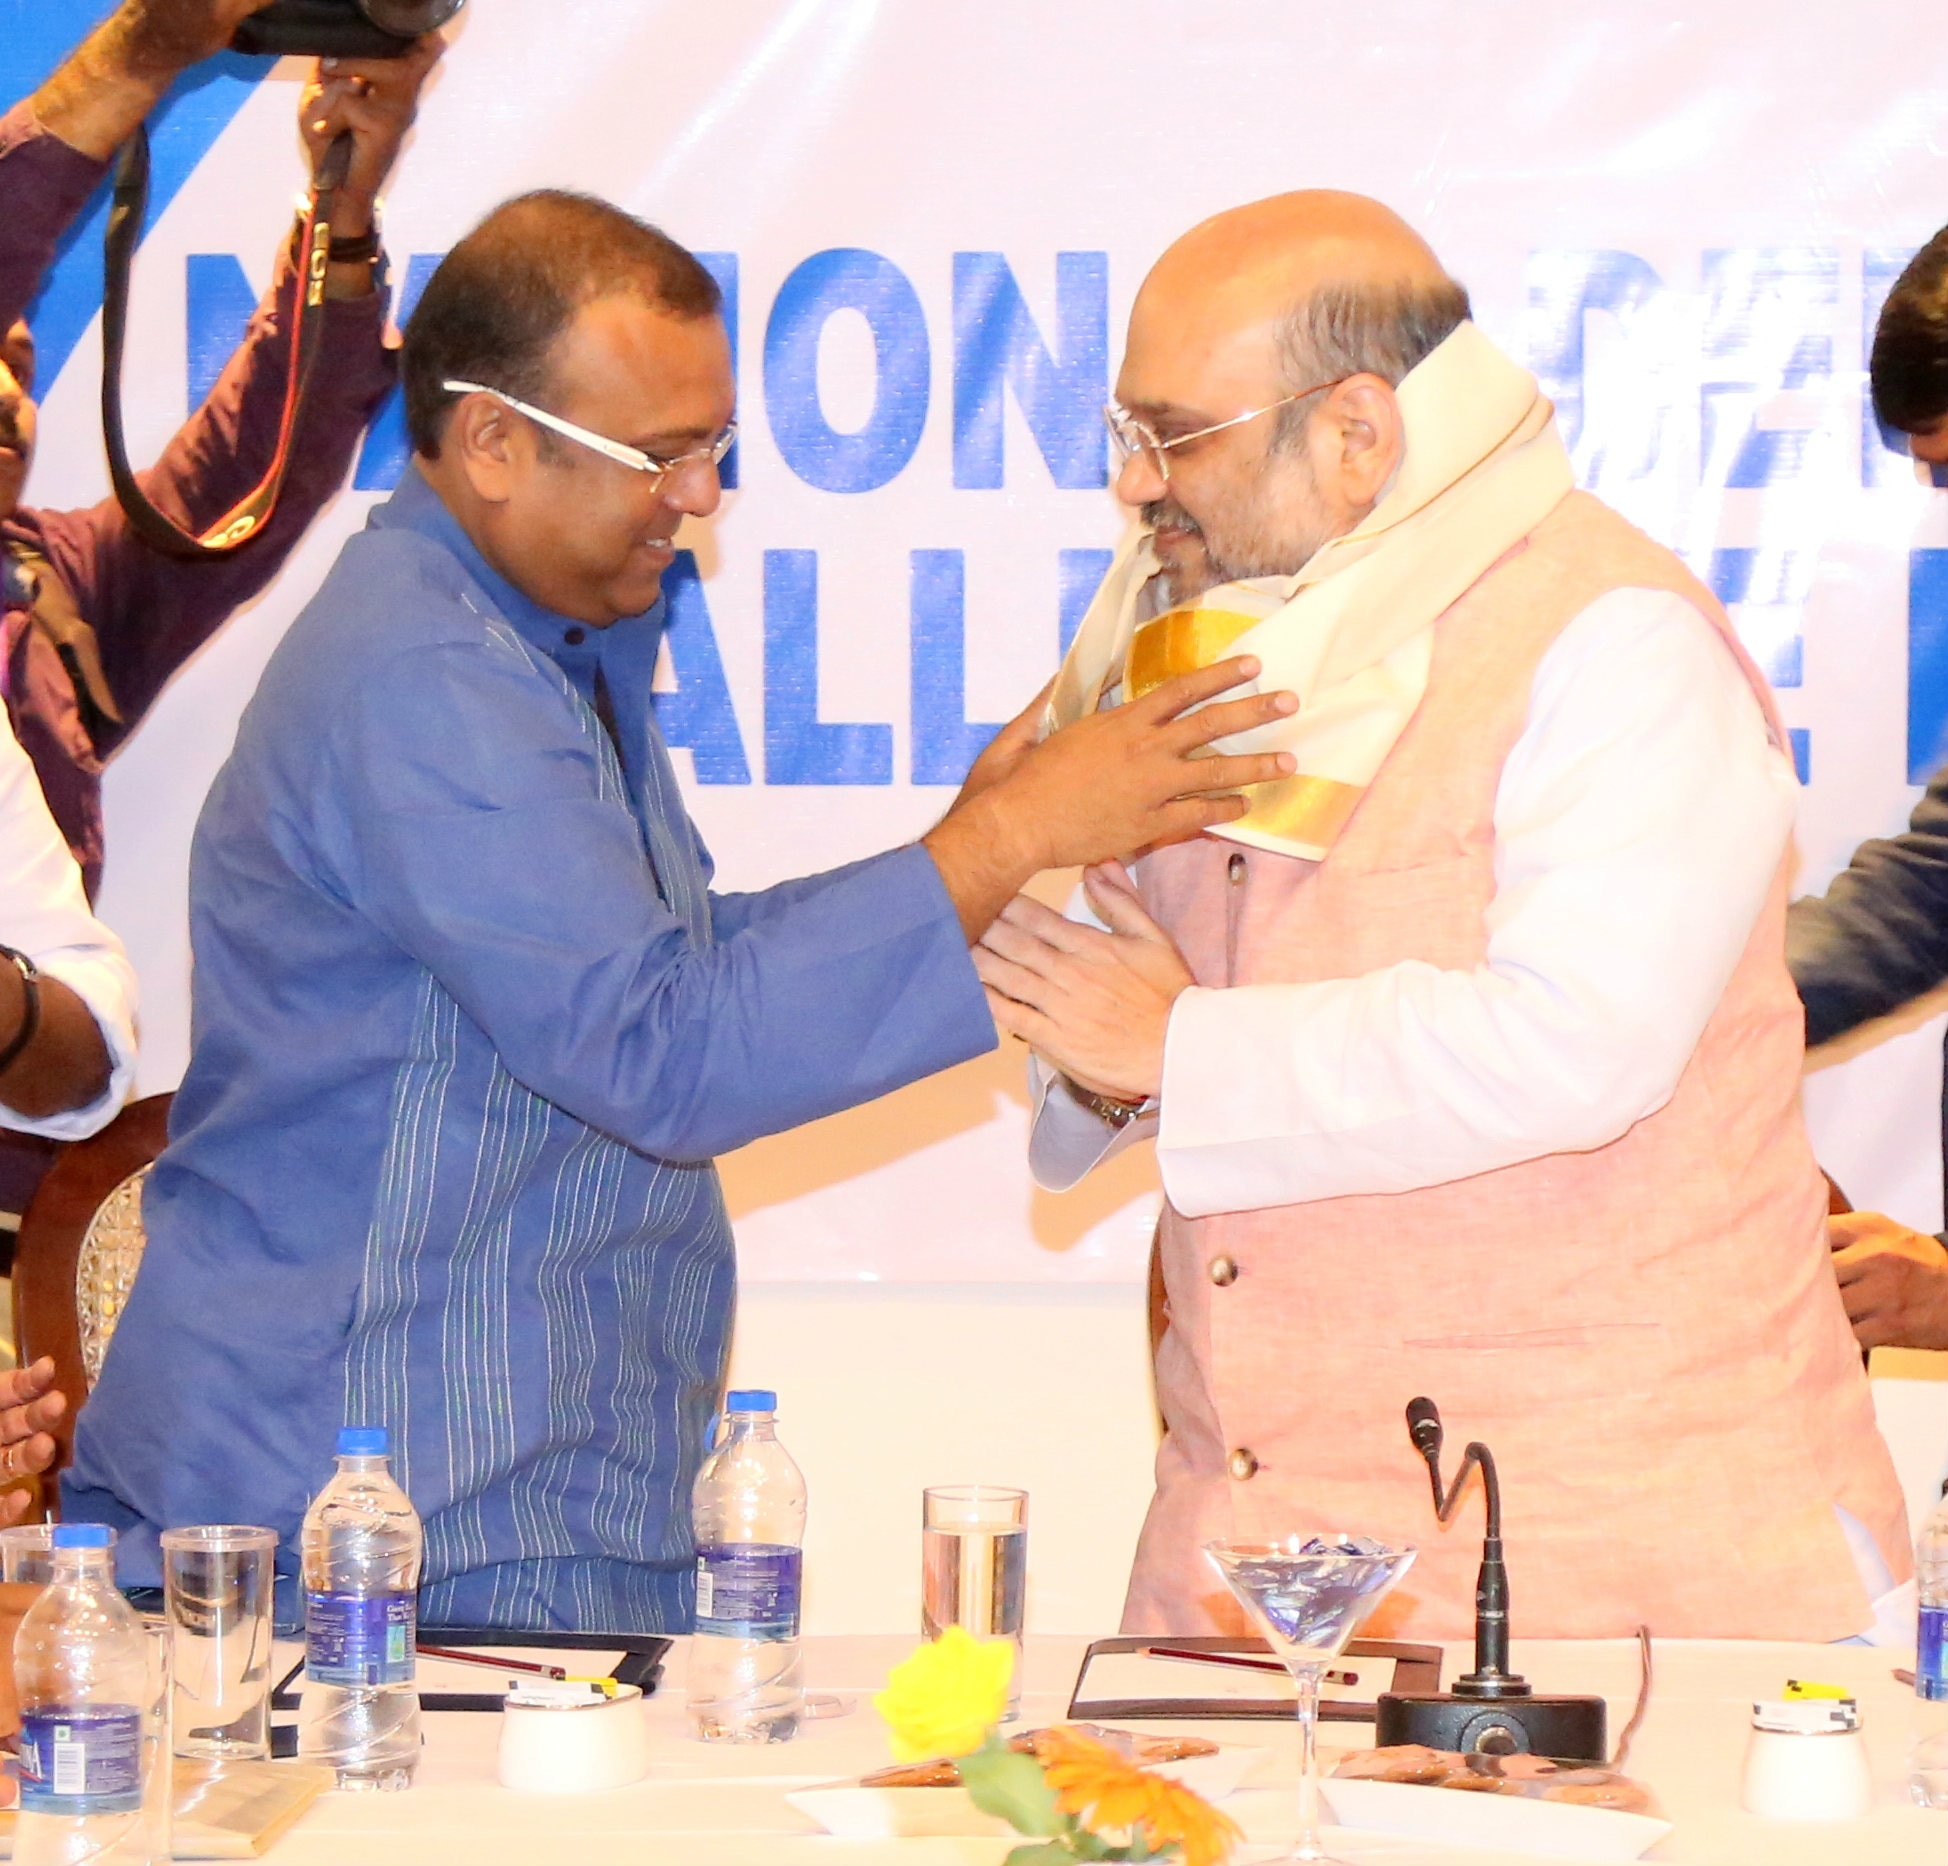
xmin=12 ymin=0 xmax=1948 ymax=1280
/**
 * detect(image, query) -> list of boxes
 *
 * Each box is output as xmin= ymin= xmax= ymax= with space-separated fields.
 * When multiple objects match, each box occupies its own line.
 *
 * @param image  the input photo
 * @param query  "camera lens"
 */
xmin=358 ymin=0 xmax=464 ymax=34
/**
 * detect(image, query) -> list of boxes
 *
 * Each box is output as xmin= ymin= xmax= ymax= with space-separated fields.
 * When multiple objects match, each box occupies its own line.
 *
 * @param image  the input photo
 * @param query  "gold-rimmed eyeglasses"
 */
xmin=1103 ymin=378 xmax=1350 ymax=483
xmin=442 ymin=379 xmax=737 ymax=484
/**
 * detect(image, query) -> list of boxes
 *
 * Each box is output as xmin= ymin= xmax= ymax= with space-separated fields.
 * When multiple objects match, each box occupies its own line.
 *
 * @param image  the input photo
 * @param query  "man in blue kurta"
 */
xmin=65 ymin=191 xmax=1295 ymax=1628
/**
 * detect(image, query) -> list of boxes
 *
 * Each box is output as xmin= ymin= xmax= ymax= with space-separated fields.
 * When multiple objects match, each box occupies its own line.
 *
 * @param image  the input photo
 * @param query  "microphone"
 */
xmin=1375 ymin=1396 xmax=1608 ymax=1762
xmin=1406 ymin=1395 xmax=1443 ymax=1465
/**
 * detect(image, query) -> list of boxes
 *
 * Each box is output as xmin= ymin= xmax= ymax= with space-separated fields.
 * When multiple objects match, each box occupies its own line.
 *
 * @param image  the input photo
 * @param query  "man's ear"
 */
xmin=1324 ymin=375 xmax=1404 ymax=510
xmin=452 ymin=395 xmax=523 ymax=506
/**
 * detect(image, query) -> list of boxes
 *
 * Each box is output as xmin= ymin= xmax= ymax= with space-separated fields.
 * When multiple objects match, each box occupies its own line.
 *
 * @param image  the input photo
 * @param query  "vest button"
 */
xmin=1227 ymin=1447 xmax=1259 ymax=1481
xmin=1208 ymin=1255 xmax=1239 ymax=1286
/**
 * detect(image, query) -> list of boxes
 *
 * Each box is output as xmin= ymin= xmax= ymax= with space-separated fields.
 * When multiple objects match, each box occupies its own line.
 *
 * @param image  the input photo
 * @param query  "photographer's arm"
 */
xmin=29 ymin=1 xmax=275 ymax=162
xmin=0 ymin=3 xmax=273 ymax=333
xmin=24 ymin=40 xmax=439 ymax=753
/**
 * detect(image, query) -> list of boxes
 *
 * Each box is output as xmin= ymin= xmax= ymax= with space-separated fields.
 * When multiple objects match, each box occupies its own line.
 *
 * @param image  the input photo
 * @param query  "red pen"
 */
xmin=417 ymin=1643 xmax=568 ymax=1681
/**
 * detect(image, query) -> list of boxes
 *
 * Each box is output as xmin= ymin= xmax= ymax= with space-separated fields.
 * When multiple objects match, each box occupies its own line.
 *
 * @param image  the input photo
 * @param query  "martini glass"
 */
xmin=1205 ymin=1536 xmax=1416 ymax=1865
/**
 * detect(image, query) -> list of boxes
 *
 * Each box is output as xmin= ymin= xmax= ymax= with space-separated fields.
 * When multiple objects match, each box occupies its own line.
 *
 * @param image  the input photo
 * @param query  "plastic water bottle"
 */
xmin=686 ymin=1389 xmax=807 ymax=1743
xmin=297 ymin=1425 xmax=424 ymax=1789
xmin=1912 ymin=1480 xmax=1948 ymax=1807
xmin=14 ymin=1524 xmax=157 ymax=1866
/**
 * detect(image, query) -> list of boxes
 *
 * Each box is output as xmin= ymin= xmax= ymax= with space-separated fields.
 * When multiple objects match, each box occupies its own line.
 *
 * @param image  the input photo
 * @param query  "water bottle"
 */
xmin=686 ymin=1389 xmax=806 ymax=1743
xmin=1911 ymin=1479 xmax=1948 ymax=1808
xmin=297 ymin=1425 xmax=424 ymax=1789
xmin=14 ymin=1525 xmax=158 ymax=1866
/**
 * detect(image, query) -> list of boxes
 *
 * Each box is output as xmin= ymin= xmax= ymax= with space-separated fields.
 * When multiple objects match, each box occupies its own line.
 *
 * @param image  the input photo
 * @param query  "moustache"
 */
xmin=1141 ymin=499 xmax=1202 ymax=537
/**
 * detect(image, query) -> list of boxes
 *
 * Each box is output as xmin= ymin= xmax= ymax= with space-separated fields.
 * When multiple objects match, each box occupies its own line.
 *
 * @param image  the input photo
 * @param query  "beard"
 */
xmin=1141 ymin=449 xmax=1338 ymax=605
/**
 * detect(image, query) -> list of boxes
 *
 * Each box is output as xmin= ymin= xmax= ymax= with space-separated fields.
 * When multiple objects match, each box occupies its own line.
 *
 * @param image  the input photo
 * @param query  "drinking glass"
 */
xmin=1205 ymin=1536 xmax=1416 ymax=1865
xmin=921 ymin=1486 xmax=1026 ymax=1715
xmin=159 ymin=1526 xmax=278 ymax=1762
xmin=1 ymin=1522 xmax=56 ymax=1585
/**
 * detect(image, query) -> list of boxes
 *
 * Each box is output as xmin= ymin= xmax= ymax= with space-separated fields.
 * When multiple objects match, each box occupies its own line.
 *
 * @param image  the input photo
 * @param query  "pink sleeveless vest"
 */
xmin=1124 ymin=491 xmax=1911 ymax=1642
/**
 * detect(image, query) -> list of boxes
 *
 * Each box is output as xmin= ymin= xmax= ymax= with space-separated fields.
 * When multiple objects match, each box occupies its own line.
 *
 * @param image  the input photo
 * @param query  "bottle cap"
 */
xmin=51 ymin=1523 xmax=112 ymax=1550
xmin=336 ymin=1425 xmax=388 ymax=1456
xmin=725 ymin=1389 xmax=776 ymax=1414
xmin=1752 ymin=1697 xmax=1860 ymax=1733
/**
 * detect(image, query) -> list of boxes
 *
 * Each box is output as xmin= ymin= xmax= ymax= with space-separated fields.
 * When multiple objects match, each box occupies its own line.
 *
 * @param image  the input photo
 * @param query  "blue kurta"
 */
xmin=66 ymin=468 xmax=994 ymax=1629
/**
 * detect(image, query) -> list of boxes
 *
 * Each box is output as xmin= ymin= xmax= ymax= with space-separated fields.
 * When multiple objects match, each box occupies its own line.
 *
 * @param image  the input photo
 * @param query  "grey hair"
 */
xmin=1270 ymin=276 xmax=1472 ymax=446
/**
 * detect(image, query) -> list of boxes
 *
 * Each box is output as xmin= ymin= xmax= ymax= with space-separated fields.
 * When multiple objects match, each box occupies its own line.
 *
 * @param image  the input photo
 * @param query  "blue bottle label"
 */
xmin=694 ymin=1543 xmax=801 ymax=1640
xmin=305 ymin=1589 xmax=416 ymax=1687
xmin=1920 ymin=1605 xmax=1948 ymax=1701
xmin=18 ymin=1707 xmax=143 ymax=1814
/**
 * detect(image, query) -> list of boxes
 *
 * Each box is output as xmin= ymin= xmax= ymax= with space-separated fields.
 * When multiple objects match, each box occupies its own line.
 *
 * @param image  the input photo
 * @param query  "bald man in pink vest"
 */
xmin=976 ymin=192 xmax=1913 ymax=1644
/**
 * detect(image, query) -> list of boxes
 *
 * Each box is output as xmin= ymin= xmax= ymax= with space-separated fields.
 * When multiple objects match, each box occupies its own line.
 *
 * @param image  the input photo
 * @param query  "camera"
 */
xmin=232 ymin=0 xmax=463 ymax=58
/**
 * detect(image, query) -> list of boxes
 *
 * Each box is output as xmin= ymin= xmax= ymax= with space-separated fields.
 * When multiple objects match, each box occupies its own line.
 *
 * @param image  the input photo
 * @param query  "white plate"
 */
xmin=786 ymin=1745 xmax=1264 ymax=1841
xmin=1319 ymin=1777 xmax=1672 ymax=1862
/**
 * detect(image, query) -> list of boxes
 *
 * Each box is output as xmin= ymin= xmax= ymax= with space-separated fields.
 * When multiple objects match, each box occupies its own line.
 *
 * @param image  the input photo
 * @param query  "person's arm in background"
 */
xmin=0 ymin=2 xmax=277 ymax=328
xmin=1784 ymin=765 xmax=1948 ymax=1352
xmin=1786 ymin=760 xmax=1948 ymax=1048
xmin=0 ymin=718 xmax=136 ymax=1137
xmin=22 ymin=31 xmax=441 ymax=747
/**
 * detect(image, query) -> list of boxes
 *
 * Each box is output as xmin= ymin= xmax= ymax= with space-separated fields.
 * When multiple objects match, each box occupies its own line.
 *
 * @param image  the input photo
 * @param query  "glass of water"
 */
xmin=0 ymin=1522 xmax=56 ymax=1585
xmin=921 ymin=1486 xmax=1027 ymax=1716
xmin=159 ymin=1526 xmax=278 ymax=1762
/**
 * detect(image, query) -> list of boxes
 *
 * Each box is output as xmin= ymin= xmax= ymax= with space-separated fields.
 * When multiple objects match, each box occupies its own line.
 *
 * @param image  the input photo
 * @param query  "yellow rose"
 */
xmin=873 ymin=1625 xmax=1016 ymax=1761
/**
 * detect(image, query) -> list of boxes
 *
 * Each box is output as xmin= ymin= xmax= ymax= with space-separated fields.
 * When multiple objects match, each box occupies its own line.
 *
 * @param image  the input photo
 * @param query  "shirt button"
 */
xmin=564 ymin=627 xmax=586 ymax=646
xmin=1228 ymin=1448 xmax=1260 ymax=1482
xmin=1208 ymin=1255 xmax=1239 ymax=1286
xmin=1227 ymin=853 xmax=1247 ymax=883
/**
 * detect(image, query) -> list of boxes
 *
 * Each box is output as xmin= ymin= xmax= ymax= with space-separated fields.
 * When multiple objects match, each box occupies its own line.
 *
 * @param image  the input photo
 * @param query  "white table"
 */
xmin=264 ymin=1634 xmax=1947 ymax=1864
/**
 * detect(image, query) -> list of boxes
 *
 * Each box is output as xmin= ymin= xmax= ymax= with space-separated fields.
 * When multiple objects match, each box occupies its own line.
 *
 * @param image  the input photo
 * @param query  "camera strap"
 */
xmin=99 ymin=125 xmax=355 ymax=559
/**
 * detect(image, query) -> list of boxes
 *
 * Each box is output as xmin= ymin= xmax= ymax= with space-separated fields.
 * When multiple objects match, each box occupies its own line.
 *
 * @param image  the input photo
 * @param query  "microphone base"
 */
xmin=1376 ymin=1691 xmax=1608 ymax=1763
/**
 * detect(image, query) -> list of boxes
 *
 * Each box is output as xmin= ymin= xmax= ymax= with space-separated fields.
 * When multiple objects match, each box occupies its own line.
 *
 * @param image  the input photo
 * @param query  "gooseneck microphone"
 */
xmin=1376 ymin=1396 xmax=1608 ymax=1762
xmin=1405 ymin=1396 xmax=1526 ymax=1700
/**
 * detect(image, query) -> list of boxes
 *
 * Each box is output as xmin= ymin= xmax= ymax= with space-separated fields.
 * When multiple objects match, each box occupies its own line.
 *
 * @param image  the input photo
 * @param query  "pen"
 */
xmin=1141 ymin=1645 xmax=1359 ymax=1688
xmin=417 ymin=1643 xmax=569 ymax=1681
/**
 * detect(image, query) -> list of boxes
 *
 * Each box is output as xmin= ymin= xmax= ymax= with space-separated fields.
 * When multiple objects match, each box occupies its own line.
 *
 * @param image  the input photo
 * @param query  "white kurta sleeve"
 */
xmin=0 ymin=719 xmax=138 ymax=1140
xmin=1024 ymin=884 xmax=1158 ymax=1190
xmin=1155 ymin=586 xmax=1799 ymax=1219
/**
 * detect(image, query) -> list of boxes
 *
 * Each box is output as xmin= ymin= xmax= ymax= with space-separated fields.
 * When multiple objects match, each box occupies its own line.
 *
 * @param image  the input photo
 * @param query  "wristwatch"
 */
xmin=1062 ymin=1075 xmax=1151 ymax=1130
xmin=0 ymin=945 xmax=41 ymax=1077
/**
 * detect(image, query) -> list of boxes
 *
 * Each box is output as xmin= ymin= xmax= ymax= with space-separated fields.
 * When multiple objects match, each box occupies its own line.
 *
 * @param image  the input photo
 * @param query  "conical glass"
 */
xmin=1205 ymin=1537 xmax=1416 ymax=1865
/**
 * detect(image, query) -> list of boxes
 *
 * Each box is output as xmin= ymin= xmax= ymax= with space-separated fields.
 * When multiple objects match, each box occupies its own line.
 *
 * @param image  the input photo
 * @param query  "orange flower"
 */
xmin=1035 ymin=1727 xmax=1242 ymax=1866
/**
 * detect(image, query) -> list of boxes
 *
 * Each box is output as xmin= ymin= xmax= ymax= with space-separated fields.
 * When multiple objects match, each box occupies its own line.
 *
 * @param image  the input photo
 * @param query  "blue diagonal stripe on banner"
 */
xmin=1 ymin=1 xmax=269 ymax=389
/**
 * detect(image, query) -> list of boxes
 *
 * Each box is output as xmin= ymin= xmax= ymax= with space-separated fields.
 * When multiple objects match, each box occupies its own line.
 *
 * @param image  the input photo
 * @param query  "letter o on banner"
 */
xmin=764 ymin=248 xmax=930 ymax=493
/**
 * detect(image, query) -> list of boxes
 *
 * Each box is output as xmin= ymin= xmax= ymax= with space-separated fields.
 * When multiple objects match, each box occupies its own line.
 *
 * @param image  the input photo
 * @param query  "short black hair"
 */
xmin=402 ymin=190 xmax=723 ymax=460
xmin=1873 ymin=225 xmax=1948 ymax=436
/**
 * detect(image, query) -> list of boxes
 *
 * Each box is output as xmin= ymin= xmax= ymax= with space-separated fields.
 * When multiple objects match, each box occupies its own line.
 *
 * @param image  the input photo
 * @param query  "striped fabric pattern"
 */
xmin=343 ymin=616 xmax=733 ymax=1631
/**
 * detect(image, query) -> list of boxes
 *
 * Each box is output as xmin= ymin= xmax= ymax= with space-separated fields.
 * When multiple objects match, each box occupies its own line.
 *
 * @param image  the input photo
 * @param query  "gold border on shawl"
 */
xmin=1125 ymin=607 xmax=1264 ymax=701
xmin=1236 ymin=771 xmax=1367 ymax=850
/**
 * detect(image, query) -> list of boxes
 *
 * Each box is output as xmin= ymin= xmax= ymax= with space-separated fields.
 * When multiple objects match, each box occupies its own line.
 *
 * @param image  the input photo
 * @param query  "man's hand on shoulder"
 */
xmin=1831 ymin=1211 xmax=1948 ymax=1351
xmin=974 ymin=862 xmax=1192 ymax=1103
xmin=922 ymin=656 xmax=1296 ymax=941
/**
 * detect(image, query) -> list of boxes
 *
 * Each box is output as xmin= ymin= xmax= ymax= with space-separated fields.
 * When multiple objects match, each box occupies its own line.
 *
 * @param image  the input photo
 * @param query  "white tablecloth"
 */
xmin=263 ymin=1634 xmax=1946 ymax=1864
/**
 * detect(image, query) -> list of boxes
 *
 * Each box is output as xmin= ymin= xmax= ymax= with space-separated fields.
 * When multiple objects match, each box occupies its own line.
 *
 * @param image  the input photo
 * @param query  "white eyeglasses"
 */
xmin=442 ymin=379 xmax=737 ymax=482
xmin=1104 ymin=377 xmax=1349 ymax=482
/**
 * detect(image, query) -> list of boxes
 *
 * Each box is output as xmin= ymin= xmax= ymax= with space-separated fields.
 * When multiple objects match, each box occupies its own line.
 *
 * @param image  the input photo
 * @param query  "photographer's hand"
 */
xmin=300 ymin=34 xmax=445 ymax=269
xmin=33 ymin=0 xmax=276 ymax=161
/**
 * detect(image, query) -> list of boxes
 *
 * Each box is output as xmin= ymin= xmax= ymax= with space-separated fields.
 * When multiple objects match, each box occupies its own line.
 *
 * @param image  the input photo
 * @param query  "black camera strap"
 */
xmin=100 ymin=125 xmax=354 ymax=559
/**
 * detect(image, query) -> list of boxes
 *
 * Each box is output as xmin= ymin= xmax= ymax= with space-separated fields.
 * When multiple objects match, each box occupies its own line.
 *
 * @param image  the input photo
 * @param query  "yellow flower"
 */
xmin=1036 ymin=1726 xmax=1242 ymax=1866
xmin=873 ymin=1626 xmax=1016 ymax=1762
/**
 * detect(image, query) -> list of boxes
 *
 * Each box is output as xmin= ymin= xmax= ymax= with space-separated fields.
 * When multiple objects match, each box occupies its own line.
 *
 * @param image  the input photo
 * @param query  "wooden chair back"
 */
xmin=11 ymin=1094 xmax=172 ymax=1495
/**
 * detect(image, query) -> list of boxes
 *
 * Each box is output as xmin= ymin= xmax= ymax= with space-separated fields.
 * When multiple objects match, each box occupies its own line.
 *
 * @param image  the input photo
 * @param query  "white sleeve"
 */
xmin=0 ymin=720 xmax=138 ymax=1140
xmin=1024 ymin=883 xmax=1158 ymax=1190
xmin=1155 ymin=587 xmax=1799 ymax=1219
